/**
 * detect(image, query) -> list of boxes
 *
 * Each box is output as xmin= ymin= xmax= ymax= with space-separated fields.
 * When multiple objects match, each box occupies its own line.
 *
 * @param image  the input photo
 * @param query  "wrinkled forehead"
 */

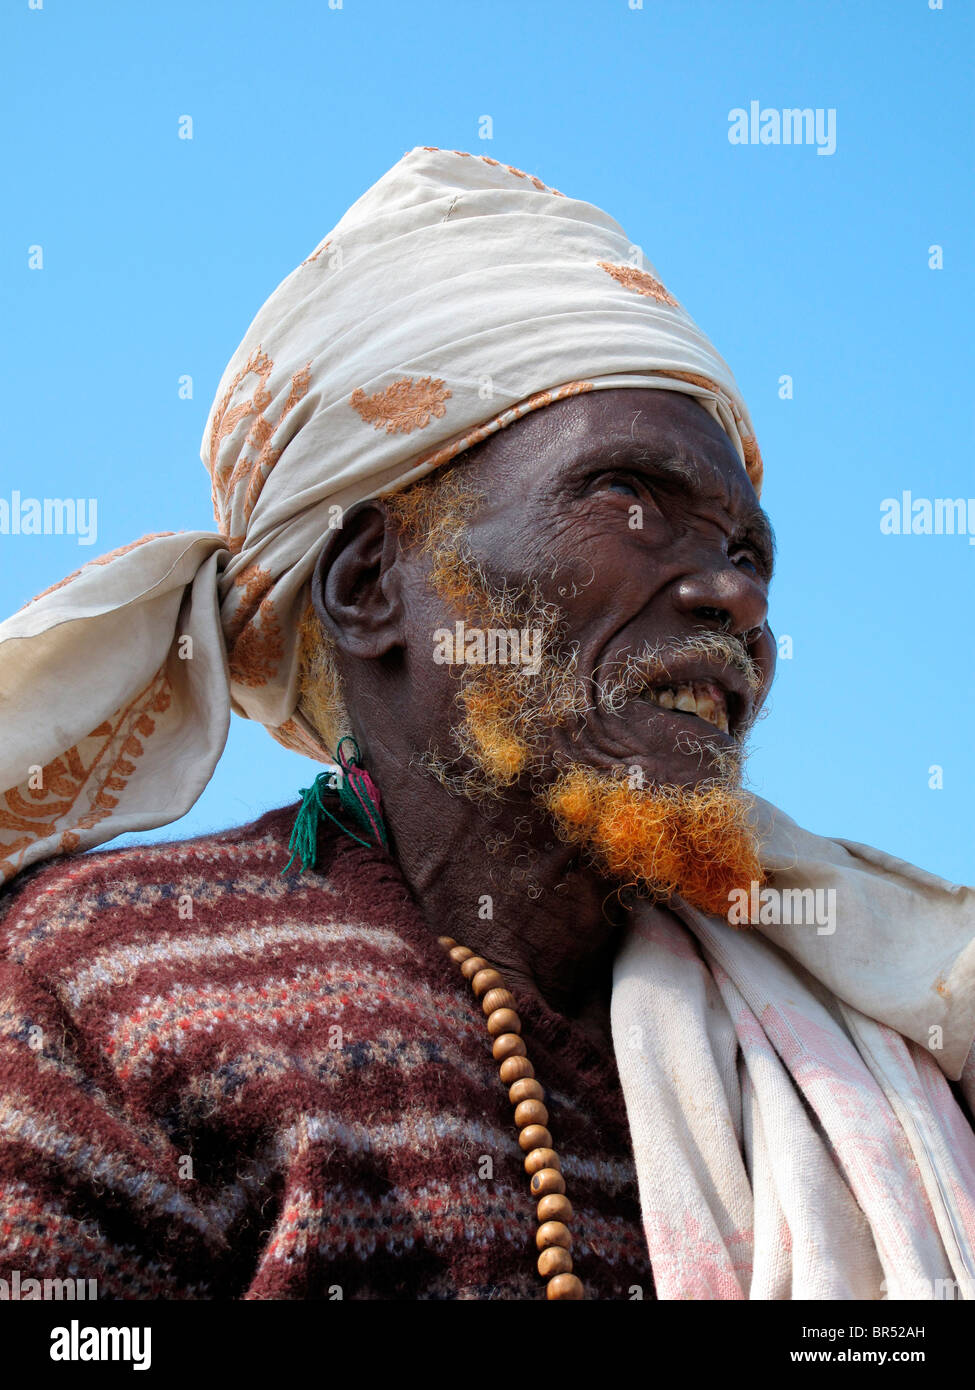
xmin=453 ymin=386 xmax=760 ymax=509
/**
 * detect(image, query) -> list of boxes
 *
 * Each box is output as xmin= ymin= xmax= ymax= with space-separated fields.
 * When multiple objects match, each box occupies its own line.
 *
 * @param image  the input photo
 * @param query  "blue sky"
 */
xmin=3 ymin=0 xmax=972 ymax=882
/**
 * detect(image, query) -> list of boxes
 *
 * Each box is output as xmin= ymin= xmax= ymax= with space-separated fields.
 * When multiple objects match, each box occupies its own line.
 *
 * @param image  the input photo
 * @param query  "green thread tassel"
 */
xmin=282 ymin=738 xmax=388 ymax=873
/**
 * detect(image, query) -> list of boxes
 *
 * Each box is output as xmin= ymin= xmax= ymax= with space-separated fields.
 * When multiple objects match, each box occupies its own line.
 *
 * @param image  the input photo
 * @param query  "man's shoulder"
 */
xmin=0 ymin=803 xmax=432 ymax=996
xmin=0 ymin=803 xmax=298 ymax=942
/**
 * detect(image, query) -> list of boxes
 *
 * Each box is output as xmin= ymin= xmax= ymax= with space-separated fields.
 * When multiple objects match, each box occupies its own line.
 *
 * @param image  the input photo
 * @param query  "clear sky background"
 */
xmin=3 ymin=0 xmax=972 ymax=883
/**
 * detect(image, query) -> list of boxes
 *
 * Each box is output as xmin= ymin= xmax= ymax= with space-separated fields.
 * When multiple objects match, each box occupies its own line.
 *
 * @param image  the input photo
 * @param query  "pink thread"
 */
xmin=338 ymin=743 xmax=385 ymax=845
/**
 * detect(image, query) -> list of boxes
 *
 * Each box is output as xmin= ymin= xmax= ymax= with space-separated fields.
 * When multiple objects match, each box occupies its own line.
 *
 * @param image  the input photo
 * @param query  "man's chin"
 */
xmin=537 ymin=761 xmax=764 ymax=919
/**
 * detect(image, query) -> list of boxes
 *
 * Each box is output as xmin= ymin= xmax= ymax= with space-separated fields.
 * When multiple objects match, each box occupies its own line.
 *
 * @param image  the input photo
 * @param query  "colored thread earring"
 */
xmin=283 ymin=736 xmax=388 ymax=871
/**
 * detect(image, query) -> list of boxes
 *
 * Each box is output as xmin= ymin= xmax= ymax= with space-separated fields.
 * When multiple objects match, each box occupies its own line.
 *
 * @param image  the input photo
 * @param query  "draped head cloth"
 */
xmin=2 ymin=146 xmax=975 ymax=1303
xmin=0 ymin=145 xmax=762 ymax=883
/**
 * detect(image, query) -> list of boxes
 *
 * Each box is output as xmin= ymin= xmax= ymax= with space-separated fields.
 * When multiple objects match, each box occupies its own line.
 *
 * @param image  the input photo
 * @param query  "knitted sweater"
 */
xmin=0 ymin=804 xmax=655 ymax=1301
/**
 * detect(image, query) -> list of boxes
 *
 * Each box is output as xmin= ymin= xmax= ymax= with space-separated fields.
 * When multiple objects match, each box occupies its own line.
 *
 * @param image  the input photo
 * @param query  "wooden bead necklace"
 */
xmin=438 ymin=935 xmax=586 ymax=1300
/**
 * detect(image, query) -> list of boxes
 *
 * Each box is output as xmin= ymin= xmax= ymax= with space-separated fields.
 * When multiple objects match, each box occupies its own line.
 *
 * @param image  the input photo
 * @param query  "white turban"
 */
xmin=0 ymin=145 xmax=761 ymax=881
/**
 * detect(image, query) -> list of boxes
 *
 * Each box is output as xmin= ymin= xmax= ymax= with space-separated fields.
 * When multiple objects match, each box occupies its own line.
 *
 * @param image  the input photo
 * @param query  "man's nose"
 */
xmin=670 ymin=558 xmax=769 ymax=638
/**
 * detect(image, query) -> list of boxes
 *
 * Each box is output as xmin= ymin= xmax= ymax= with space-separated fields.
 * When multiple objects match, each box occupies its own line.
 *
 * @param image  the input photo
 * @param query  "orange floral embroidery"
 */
xmin=658 ymin=369 xmax=716 ymax=391
xmin=225 ymin=565 xmax=284 ymax=689
xmin=409 ymin=380 xmax=594 ymax=476
xmin=420 ymin=148 xmax=562 ymax=195
xmin=598 ymin=261 xmax=680 ymax=308
xmin=207 ymin=347 xmax=312 ymax=542
xmin=349 ymin=376 xmax=452 ymax=436
xmin=302 ymin=239 xmax=331 ymax=266
xmin=0 ymin=670 xmax=172 ymax=884
xmin=741 ymin=435 xmax=763 ymax=492
xmin=480 ymin=154 xmax=559 ymax=193
xmin=228 ymin=602 xmax=283 ymax=688
xmin=497 ymin=162 xmax=537 ymax=190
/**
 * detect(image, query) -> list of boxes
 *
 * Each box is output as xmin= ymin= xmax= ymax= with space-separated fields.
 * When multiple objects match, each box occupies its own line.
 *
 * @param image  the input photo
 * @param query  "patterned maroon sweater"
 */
xmin=0 ymin=804 xmax=654 ymax=1300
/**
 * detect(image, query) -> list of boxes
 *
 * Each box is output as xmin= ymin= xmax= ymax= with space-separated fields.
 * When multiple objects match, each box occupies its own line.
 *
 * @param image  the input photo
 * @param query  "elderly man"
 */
xmin=1 ymin=147 xmax=973 ymax=1303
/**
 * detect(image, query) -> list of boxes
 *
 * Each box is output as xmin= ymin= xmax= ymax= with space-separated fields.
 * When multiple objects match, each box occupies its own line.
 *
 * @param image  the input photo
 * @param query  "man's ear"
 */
xmin=310 ymin=500 xmax=404 ymax=658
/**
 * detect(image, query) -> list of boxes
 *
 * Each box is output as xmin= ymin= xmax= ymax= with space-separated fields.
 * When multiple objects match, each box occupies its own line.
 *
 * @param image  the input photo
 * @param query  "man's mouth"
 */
xmin=633 ymin=679 xmax=733 ymax=734
xmin=595 ymin=632 xmax=761 ymax=745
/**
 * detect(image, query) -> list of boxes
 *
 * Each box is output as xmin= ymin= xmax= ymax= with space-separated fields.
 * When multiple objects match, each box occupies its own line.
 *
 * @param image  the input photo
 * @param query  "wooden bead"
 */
xmin=530 ymin=1167 xmax=565 ymax=1197
xmin=471 ymin=968 xmax=505 ymax=997
xmin=546 ymin=1273 xmax=584 ymax=1300
xmin=537 ymin=1193 xmax=573 ymax=1224
xmin=524 ymin=1147 xmax=560 ymax=1176
xmin=492 ymin=1033 xmax=526 ymax=1062
xmin=514 ymin=1098 xmax=549 ymax=1129
xmin=537 ymin=1246 xmax=573 ymax=1278
xmin=460 ymin=956 xmax=489 ymax=981
xmin=518 ymin=1124 xmax=553 ymax=1152
xmin=482 ymin=988 xmax=516 ymax=1016
xmin=508 ymin=1078 xmax=544 ymax=1106
xmin=499 ymin=1056 xmax=534 ymax=1085
xmin=536 ymin=1220 xmax=572 ymax=1251
xmin=443 ymin=938 xmax=585 ymax=1298
xmin=486 ymin=1008 xmax=521 ymax=1038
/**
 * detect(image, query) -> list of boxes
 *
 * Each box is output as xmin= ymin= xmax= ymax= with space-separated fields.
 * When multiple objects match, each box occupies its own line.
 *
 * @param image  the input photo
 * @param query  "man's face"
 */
xmin=351 ymin=385 xmax=779 ymax=914
xmin=411 ymin=387 xmax=776 ymax=793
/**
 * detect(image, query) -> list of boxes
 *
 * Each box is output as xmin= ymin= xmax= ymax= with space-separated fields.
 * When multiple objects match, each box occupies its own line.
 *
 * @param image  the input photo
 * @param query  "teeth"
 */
xmin=695 ymin=693 xmax=717 ymax=725
xmin=639 ymin=681 xmax=730 ymax=732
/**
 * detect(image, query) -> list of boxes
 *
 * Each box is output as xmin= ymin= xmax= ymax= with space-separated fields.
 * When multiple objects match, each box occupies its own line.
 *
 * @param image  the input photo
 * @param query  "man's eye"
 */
xmin=596 ymin=473 xmax=641 ymax=498
xmin=731 ymin=549 xmax=763 ymax=577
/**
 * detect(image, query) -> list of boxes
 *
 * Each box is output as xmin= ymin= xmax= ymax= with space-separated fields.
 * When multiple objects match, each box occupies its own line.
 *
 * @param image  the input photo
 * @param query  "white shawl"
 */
xmin=613 ymin=797 xmax=975 ymax=1299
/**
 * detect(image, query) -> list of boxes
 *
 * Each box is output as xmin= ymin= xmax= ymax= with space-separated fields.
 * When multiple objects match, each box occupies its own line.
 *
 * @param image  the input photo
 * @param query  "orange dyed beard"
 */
xmin=540 ymin=765 xmax=763 ymax=918
xmin=452 ymin=601 xmax=763 ymax=915
xmin=450 ymin=623 xmax=765 ymax=917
